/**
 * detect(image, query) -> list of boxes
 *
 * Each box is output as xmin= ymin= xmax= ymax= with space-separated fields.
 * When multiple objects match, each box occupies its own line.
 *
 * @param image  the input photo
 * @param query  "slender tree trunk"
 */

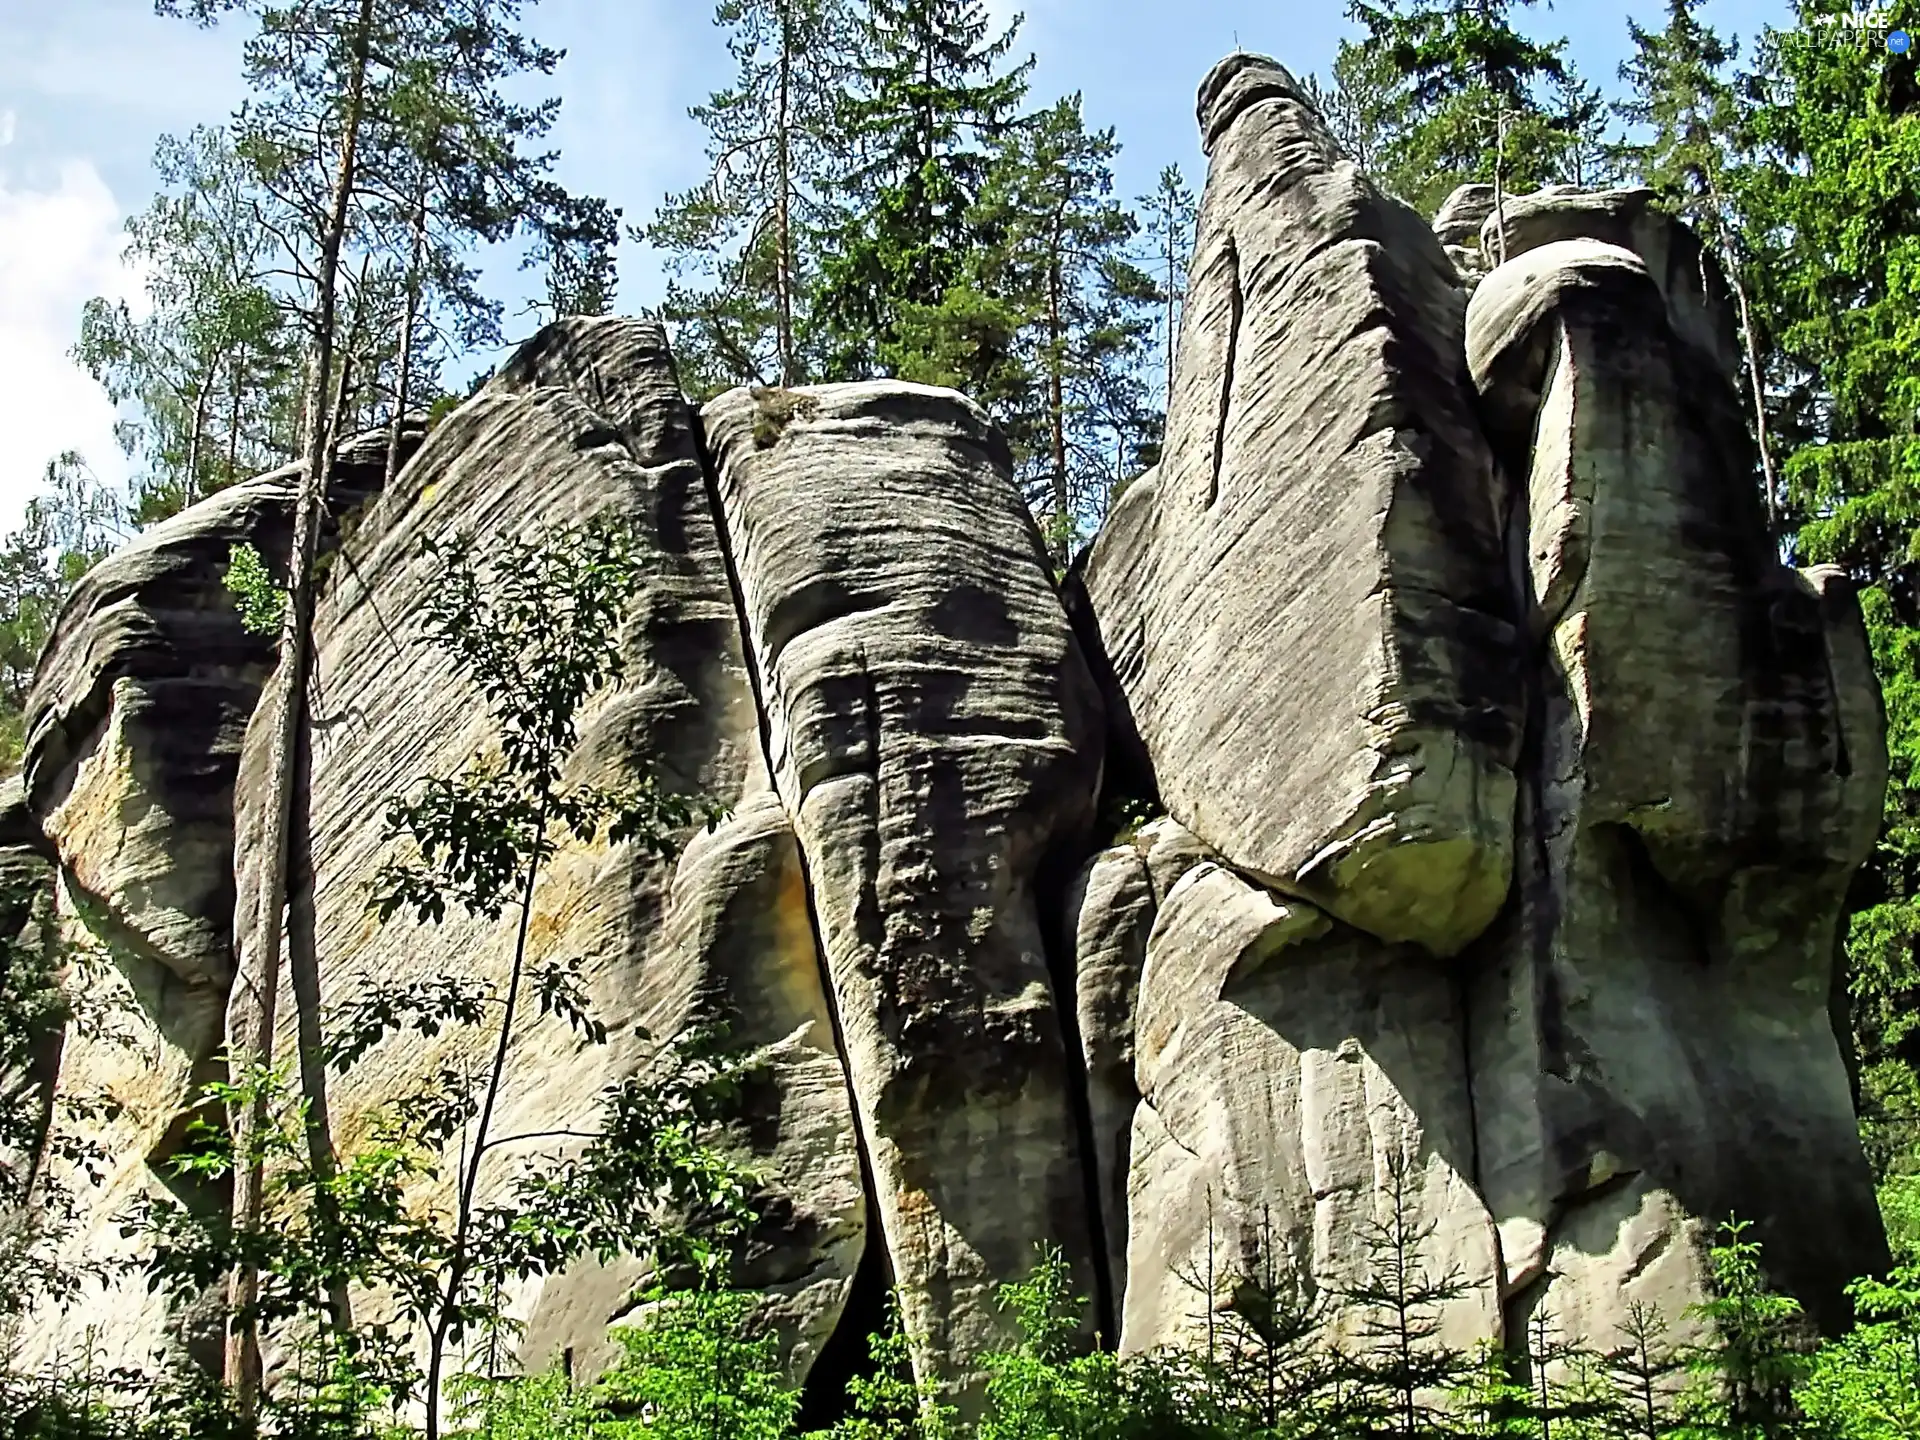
xmin=286 ymin=352 xmax=358 ymax=1336
xmin=1164 ymin=216 xmax=1178 ymax=406
xmin=424 ymin=786 xmax=554 ymax=1440
xmin=1047 ymin=234 xmax=1068 ymax=559
xmin=1492 ymin=102 xmax=1510 ymax=267
xmin=225 ymin=0 xmax=378 ymax=1411
xmin=1704 ymin=175 xmax=1779 ymax=537
xmin=226 ymin=356 xmax=245 ymax=488
xmin=775 ymin=0 xmax=797 ymax=385
xmin=185 ymin=368 xmax=213 ymax=507
xmin=386 ymin=174 xmax=428 ymax=489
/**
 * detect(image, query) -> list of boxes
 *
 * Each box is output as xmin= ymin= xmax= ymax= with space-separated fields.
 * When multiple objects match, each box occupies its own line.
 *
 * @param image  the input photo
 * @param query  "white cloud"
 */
xmin=0 ymin=113 xmax=15 ymax=148
xmin=0 ymin=160 xmax=139 ymax=530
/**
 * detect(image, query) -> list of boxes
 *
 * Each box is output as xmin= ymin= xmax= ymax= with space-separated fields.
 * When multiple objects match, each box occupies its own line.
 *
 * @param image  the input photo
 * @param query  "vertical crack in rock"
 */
xmin=700 ymin=380 xmax=1105 ymax=1409
xmin=1207 ymin=236 xmax=1242 ymax=511
xmin=687 ymin=403 xmax=882 ymax=1278
xmin=1040 ymin=846 xmax=1123 ymax=1344
xmin=793 ymin=1166 xmax=895 ymax=1428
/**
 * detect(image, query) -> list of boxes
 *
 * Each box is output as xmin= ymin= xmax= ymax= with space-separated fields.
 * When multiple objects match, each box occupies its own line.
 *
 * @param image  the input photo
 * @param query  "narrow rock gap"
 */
xmin=793 ymin=1180 xmax=895 ymax=1429
xmin=1034 ymin=840 xmax=1123 ymax=1348
xmin=684 ymin=403 xmax=894 ymax=1390
xmin=1207 ymin=236 xmax=1243 ymax=510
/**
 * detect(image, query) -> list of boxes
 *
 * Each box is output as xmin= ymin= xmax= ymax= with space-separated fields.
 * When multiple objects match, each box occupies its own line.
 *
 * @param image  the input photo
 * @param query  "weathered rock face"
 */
xmin=14 ymin=424 xmax=422 ymax=1372
xmin=11 ymin=55 xmax=1885 ymax=1411
xmin=262 ymin=319 xmax=866 ymax=1384
xmin=1464 ymin=239 xmax=1885 ymax=1338
xmin=1483 ymin=184 xmax=1743 ymax=377
xmin=1080 ymin=54 xmax=1523 ymax=960
xmin=701 ymin=381 xmax=1105 ymax=1397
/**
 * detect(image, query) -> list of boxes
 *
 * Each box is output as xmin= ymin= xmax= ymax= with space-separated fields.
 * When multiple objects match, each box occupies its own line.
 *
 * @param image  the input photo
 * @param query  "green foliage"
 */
xmin=972 ymin=1245 xmax=1172 ymax=1439
xmin=225 ymin=541 xmax=287 ymax=637
xmin=1734 ymin=0 xmax=1920 ymax=1206
xmin=646 ymin=0 xmax=853 ymax=394
xmin=963 ymin=94 xmax=1159 ymax=557
xmin=1345 ymin=0 xmax=1578 ymax=217
xmin=803 ymin=1306 xmax=957 ymax=1440
xmin=1799 ymin=1261 xmax=1920 ymax=1440
xmin=71 ymin=125 xmax=300 ymax=523
xmin=1327 ymin=1152 xmax=1480 ymax=1438
xmin=1679 ymin=1219 xmax=1810 ymax=1438
xmin=592 ymin=1289 xmax=798 ymax=1440
xmin=809 ymin=0 xmax=1032 ymax=378
xmin=0 ymin=454 xmax=124 ymax=771
xmin=105 ymin=518 xmax=752 ymax=1438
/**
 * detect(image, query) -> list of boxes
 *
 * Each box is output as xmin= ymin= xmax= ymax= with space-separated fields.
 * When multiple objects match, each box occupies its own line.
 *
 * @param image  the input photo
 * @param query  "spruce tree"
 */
xmin=810 ymin=0 xmax=1032 ymax=378
xmin=1345 ymin=0 xmax=1570 ymax=223
xmin=1329 ymin=1152 xmax=1481 ymax=1440
xmin=1307 ymin=38 xmax=1419 ymax=188
xmin=1137 ymin=164 xmax=1197 ymax=410
xmin=959 ymin=94 xmax=1157 ymax=560
xmin=1736 ymin=0 xmax=1920 ymax=1199
xmin=1613 ymin=0 xmax=1779 ymax=529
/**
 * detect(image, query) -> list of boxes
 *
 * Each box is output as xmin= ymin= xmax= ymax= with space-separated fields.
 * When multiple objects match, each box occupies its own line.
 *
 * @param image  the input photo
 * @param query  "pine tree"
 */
xmin=1307 ymin=38 xmax=1418 ymax=186
xmin=1548 ymin=69 xmax=1620 ymax=187
xmin=1345 ymin=0 xmax=1571 ymax=224
xmin=810 ymin=0 xmax=1032 ymax=379
xmin=961 ymin=94 xmax=1157 ymax=560
xmin=156 ymin=0 xmax=587 ymax=1405
xmin=1136 ymin=164 xmax=1196 ymax=411
xmin=647 ymin=0 xmax=853 ymax=396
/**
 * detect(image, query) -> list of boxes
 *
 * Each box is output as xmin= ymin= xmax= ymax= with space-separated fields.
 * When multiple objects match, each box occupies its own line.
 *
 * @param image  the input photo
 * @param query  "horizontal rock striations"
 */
xmin=8 ymin=60 xmax=1885 ymax=1409
xmin=702 ymin=381 xmax=1105 ymax=1405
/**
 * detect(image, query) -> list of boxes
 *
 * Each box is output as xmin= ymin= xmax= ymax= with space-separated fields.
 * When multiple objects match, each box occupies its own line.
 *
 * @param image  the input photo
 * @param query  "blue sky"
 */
xmin=0 ymin=0 xmax=1797 ymax=528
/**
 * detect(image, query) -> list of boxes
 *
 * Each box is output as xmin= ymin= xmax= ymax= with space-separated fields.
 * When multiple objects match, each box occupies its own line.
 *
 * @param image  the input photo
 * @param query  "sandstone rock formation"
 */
xmin=4 ymin=51 xmax=1886 ymax=1413
xmin=702 ymin=381 xmax=1104 ymax=1384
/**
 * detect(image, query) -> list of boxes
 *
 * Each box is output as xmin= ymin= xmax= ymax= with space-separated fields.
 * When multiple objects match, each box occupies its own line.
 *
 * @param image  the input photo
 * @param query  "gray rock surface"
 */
xmin=270 ymin=319 xmax=863 ymax=1385
xmin=1064 ymin=841 xmax=1154 ymax=1315
xmin=1483 ymin=185 xmax=1742 ymax=376
xmin=1121 ymin=858 xmax=1499 ymax=1356
xmin=9 ymin=53 xmax=1891 ymax=1405
xmin=1464 ymin=239 xmax=1886 ymax=1337
xmin=702 ymin=380 xmax=1105 ymax=1402
xmin=1081 ymin=52 xmax=1522 ymax=959
xmin=14 ymin=424 xmax=419 ymax=1374
xmin=1432 ymin=183 xmax=1496 ymax=248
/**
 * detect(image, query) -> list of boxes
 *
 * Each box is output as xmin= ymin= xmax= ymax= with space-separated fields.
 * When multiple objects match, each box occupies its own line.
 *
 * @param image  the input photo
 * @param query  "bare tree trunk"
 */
xmin=225 ymin=0 xmax=377 ymax=1411
xmin=775 ymin=0 xmax=797 ymax=386
xmin=1047 ymin=231 xmax=1068 ymax=559
xmin=226 ymin=356 xmax=245 ymax=488
xmin=1492 ymin=103 xmax=1510 ymax=267
xmin=1705 ymin=173 xmax=1780 ymax=537
xmin=1164 ymin=220 xmax=1177 ymax=406
xmin=286 ymin=352 xmax=358 ymax=1336
xmin=185 ymin=369 xmax=213 ymax=508
xmin=386 ymin=174 xmax=428 ymax=490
